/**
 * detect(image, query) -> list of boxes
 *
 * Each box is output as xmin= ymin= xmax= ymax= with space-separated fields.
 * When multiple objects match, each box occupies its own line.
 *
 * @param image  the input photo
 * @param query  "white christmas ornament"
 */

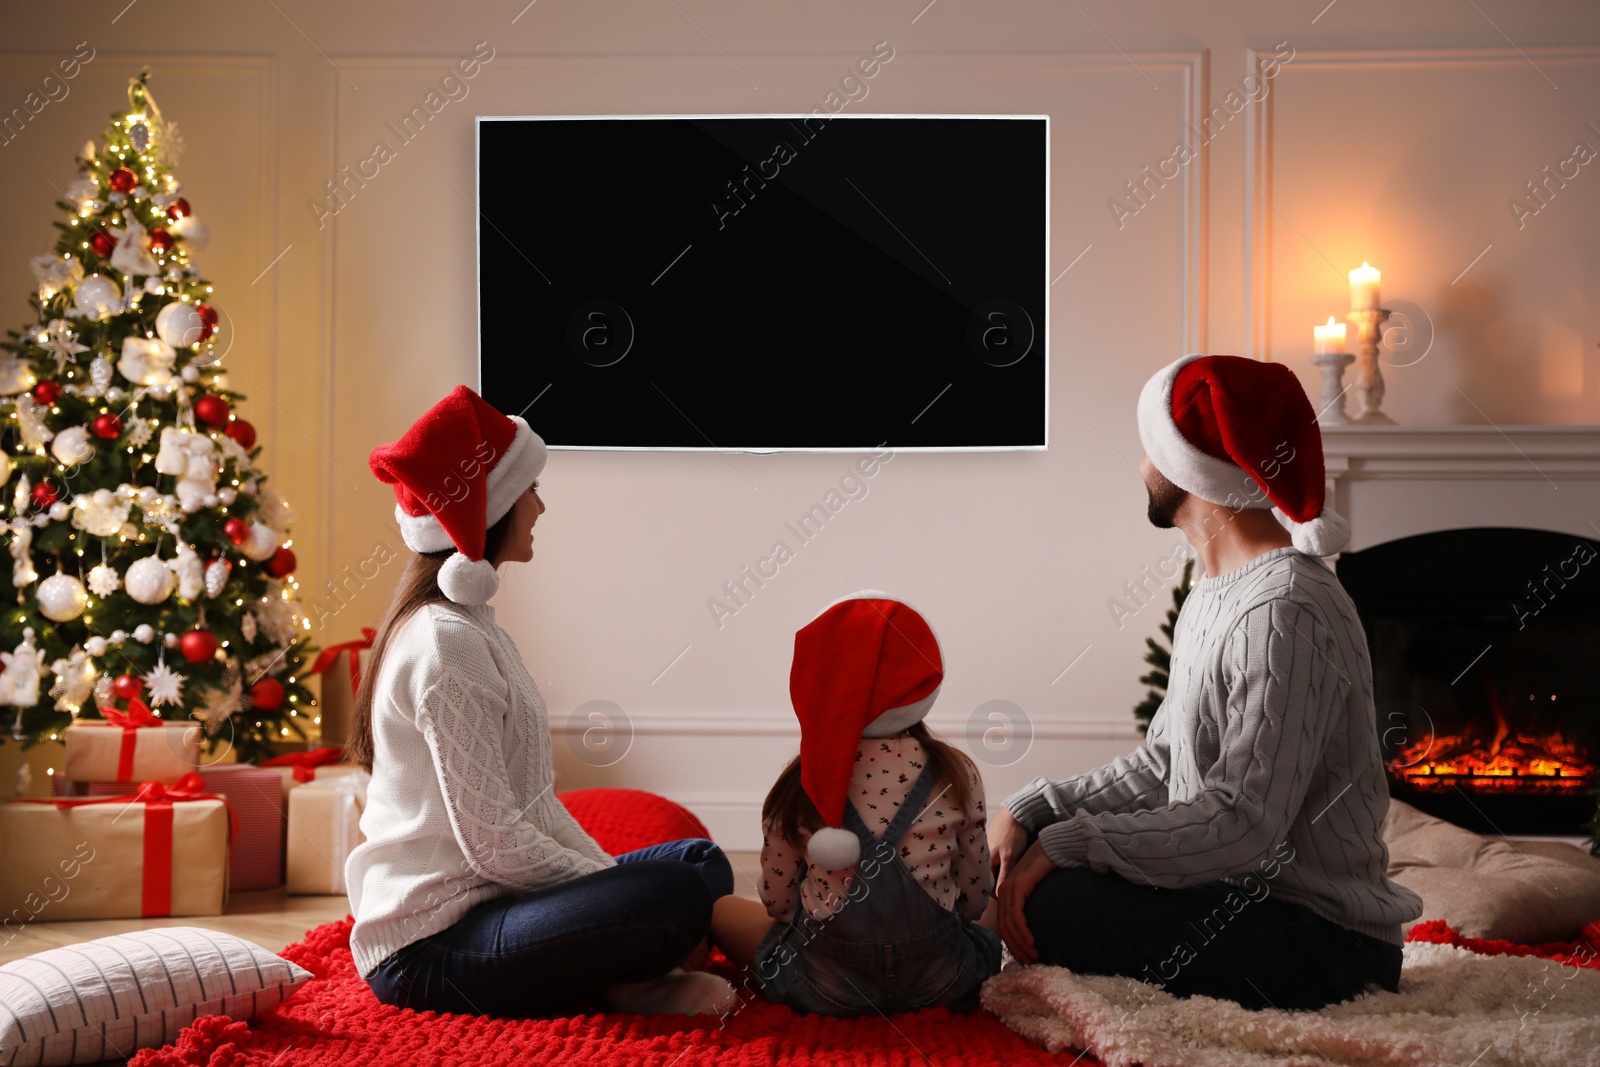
xmin=0 ymin=453 xmax=11 ymax=486
xmin=125 ymin=554 xmax=176 ymax=604
xmin=73 ymin=275 xmax=121 ymax=320
xmin=241 ymin=521 xmax=279 ymax=562
xmin=0 ymin=629 xmax=47 ymax=706
xmin=154 ymin=301 xmax=206 ymax=348
xmin=48 ymin=648 xmax=97 ymax=712
xmin=170 ymin=214 xmax=209 ymax=251
xmin=86 ymin=563 xmax=120 ymax=598
xmin=50 ymin=425 xmax=95 ymax=466
xmin=154 ymin=426 xmax=219 ymax=513
xmin=239 ymin=611 xmax=257 ymax=643
xmin=84 ymin=635 xmax=108 ymax=656
xmin=9 ymin=525 xmax=37 ymax=589
xmin=204 ymin=557 xmax=230 ymax=597
xmin=72 ymin=488 xmax=132 ymax=538
xmin=109 ymin=211 xmax=159 ymax=277
xmin=109 ymin=630 xmax=126 ymax=644
xmin=29 ymin=254 xmax=83 ymax=301
xmin=16 ymin=396 xmax=55 ymax=452
xmin=217 ymin=486 xmax=236 ymax=506
xmin=118 ymin=336 xmax=177 ymax=388
xmin=37 ymin=573 xmax=89 ymax=622
xmin=46 ymin=502 xmax=68 ymax=522
xmin=143 ymin=659 xmax=185 ymax=708
xmin=133 ymin=624 xmax=155 ymax=644
xmin=0 ymin=358 xmax=36 ymax=396
xmin=168 ymin=541 xmax=205 ymax=600
xmin=88 ymin=356 xmax=113 ymax=394
xmin=37 ymin=320 xmax=89 ymax=374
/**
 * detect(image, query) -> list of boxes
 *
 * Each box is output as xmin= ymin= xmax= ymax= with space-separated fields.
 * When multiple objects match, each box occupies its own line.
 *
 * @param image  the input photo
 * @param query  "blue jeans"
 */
xmin=366 ymin=838 xmax=733 ymax=1017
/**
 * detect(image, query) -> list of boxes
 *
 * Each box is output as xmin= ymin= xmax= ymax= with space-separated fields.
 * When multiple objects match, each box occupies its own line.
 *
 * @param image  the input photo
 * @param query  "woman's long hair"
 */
xmin=343 ymin=509 xmax=516 ymax=771
xmin=760 ymin=721 xmax=978 ymax=849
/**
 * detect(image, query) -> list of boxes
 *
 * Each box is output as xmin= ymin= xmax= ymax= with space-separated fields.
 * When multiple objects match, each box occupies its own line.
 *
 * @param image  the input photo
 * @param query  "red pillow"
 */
xmin=557 ymin=788 xmax=711 ymax=856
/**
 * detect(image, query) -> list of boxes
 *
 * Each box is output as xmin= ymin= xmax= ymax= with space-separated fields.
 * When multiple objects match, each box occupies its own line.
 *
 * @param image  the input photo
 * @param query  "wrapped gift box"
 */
xmin=63 ymin=718 xmax=200 ymax=785
xmin=309 ymin=629 xmax=373 ymax=747
xmin=0 ymin=777 xmax=229 ymax=920
xmin=90 ymin=764 xmax=284 ymax=890
xmin=286 ymin=770 xmax=369 ymax=895
xmin=49 ymin=771 xmax=89 ymax=797
xmin=263 ymin=747 xmax=364 ymax=805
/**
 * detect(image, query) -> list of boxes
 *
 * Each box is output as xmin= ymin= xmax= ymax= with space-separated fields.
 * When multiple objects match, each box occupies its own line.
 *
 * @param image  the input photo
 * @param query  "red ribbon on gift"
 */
xmin=99 ymin=696 xmax=165 ymax=783
xmin=10 ymin=771 xmax=238 ymax=918
xmin=262 ymin=746 xmax=345 ymax=783
xmin=309 ymin=627 xmax=376 ymax=696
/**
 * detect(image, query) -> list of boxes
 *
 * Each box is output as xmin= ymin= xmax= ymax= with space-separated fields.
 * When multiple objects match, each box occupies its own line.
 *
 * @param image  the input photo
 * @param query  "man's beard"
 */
xmin=1145 ymin=468 xmax=1188 ymax=529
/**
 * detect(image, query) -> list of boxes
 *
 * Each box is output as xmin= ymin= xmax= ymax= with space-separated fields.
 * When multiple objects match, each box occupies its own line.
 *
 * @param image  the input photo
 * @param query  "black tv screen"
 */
xmin=476 ymin=114 xmax=1048 ymax=451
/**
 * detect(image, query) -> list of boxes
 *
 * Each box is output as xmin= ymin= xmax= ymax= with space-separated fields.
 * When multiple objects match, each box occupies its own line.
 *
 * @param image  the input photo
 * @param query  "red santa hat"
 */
xmin=368 ymin=385 xmax=547 ymax=605
xmin=789 ymin=591 xmax=944 ymax=870
xmin=1136 ymin=353 xmax=1350 ymax=557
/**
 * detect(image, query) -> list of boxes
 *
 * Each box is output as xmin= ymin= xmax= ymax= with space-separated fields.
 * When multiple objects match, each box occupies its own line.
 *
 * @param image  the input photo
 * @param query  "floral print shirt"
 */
xmin=759 ymin=735 xmax=992 ymax=924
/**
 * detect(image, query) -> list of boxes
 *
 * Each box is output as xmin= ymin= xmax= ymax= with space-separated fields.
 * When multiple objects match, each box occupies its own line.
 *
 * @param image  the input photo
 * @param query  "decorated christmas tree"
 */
xmin=1132 ymin=557 xmax=1195 ymax=735
xmin=0 ymin=72 xmax=316 ymax=764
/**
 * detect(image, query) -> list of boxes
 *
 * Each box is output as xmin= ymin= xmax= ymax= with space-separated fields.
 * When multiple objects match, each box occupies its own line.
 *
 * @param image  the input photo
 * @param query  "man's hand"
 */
xmin=988 ymin=806 xmax=1030 ymax=893
xmin=997 ymin=841 xmax=1055 ymax=964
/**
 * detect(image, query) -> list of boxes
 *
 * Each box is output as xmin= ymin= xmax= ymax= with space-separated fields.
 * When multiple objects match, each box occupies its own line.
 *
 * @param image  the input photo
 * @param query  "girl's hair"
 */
xmin=343 ymin=505 xmax=517 ymax=771
xmin=760 ymin=720 xmax=978 ymax=848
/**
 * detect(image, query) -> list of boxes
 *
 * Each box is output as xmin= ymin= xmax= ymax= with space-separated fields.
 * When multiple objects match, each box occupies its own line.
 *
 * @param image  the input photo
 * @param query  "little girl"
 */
xmin=726 ymin=591 xmax=1002 ymax=1016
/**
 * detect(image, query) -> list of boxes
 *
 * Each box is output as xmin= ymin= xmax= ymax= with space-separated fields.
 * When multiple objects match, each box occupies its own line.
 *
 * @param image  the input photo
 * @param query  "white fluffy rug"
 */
xmin=981 ymin=941 xmax=1600 ymax=1067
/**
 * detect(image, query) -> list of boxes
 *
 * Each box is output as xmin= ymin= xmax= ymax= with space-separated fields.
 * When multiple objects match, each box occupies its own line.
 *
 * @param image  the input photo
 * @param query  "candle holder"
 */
xmin=1346 ymin=307 xmax=1396 ymax=424
xmin=1310 ymin=350 xmax=1356 ymax=425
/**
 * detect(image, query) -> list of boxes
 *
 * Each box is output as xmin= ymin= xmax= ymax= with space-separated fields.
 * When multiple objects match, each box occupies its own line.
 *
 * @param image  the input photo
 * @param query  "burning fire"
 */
xmin=1389 ymin=696 xmax=1595 ymax=794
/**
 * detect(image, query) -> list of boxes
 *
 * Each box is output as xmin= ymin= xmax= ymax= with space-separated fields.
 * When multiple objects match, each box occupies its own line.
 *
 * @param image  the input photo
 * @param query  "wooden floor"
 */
xmin=0 ymin=851 xmax=766 ymax=966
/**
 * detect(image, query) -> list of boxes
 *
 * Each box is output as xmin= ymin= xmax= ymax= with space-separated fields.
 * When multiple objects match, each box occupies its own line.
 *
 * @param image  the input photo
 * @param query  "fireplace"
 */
xmin=1336 ymin=527 xmax=1600 ymax=835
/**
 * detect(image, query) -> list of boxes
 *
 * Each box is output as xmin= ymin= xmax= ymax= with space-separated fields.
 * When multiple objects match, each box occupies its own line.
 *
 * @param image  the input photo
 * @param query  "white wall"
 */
xmin=1 ymin=1 xmax=1597 ymax=846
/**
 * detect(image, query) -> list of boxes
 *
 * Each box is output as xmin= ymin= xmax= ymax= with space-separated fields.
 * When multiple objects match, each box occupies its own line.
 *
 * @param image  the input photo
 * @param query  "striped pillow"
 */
xmin=0 ymin=927 xmax=312 ymax=1066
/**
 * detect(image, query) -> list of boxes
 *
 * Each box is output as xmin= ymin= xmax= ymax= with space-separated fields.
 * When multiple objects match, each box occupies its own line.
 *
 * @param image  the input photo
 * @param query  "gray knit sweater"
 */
xmin=1004 ymin=546 xmax=1423 ymax=946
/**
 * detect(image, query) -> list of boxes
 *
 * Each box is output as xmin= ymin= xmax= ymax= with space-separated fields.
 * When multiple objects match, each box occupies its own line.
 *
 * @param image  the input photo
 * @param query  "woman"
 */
xmin=343 ymin=384 xmax=739 ymax=1017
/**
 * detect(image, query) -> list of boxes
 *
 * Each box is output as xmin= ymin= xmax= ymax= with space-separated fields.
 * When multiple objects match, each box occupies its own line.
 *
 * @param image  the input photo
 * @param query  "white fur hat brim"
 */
xmin=1136 ymin=353 xmax=1272 ymax=511
xmin=394 ymin=416 xmax=547 ymax=554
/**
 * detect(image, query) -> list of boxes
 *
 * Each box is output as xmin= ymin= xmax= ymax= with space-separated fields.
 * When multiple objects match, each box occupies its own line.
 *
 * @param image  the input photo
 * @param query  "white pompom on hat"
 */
xmin=1135 ymin=353 xmax=1351 ymax=557
xmin=368 ymin=385 xmax=547 ymax=605
xmin=789 ymin=590 xmax=944 ymax=871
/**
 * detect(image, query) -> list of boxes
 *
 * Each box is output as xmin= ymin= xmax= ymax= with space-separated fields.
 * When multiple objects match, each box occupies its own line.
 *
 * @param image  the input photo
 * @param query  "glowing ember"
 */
xmin=1390 ymin=732 xmax=1595 ymax=795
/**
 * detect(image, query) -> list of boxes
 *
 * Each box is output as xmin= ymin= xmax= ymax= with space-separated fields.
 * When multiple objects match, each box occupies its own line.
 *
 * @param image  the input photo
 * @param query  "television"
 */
xmin=476 ymin=114 xmax=1048 ymax=452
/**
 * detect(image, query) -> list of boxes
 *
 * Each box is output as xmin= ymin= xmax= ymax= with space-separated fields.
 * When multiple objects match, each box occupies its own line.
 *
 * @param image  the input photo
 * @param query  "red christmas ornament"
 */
xmin=224 ymin=419 xmax=257 ymax=450
xmin=249 ymin=677 xmax=285 ymax=712
xmin=89 ymin=230 xmax=116 ymax=257
xmin=196 ymin=304 xmax=218 ymax=341
xmin=179 ymin=628 xmax=218 ymax=665
xmin=265 ymin=547 xmax=297 ymax=578
xmin=223 ymin=517 xmax=250 ymax=545
xmin=194 ymin=394 xmax=230 ymax=428
xmin=31 ymin=380 xmax=60 ymax=405
xmin=148 ymin=228 xmax=173 ymax=254
xmin=108 ymin=167 xmax=136 ymax=193
xmin=90 ymin=412 xmax=123 ymax=439
xmin=29 ymin=481 xmax=57 ymax=509
xmin=167 ymin=197 xmax=191 ymax=220
xmin=111 ymin=674 xmax=143 ymax=700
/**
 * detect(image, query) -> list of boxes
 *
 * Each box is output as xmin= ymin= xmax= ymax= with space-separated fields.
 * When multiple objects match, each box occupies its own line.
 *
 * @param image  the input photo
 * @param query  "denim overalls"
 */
xmin=752 ymin=762 xmax=1003 ymax=1016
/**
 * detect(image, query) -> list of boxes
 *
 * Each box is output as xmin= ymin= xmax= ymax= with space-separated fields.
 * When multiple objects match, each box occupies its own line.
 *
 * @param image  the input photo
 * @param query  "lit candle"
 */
xmin=1313 ymin=316 xmax=1347 ymax=355
xmin=1349 ymin=261 xmax=1381 ymax=311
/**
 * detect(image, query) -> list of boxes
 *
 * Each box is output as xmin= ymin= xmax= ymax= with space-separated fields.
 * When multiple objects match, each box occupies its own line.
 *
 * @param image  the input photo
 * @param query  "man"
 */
xmin=988 ymin=353 xmax=1422 ymax=1010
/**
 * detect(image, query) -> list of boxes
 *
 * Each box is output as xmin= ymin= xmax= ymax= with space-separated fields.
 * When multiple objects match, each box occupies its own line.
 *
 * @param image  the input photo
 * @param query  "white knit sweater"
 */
xmin=345 ymin=599 xmax=616 ymax=979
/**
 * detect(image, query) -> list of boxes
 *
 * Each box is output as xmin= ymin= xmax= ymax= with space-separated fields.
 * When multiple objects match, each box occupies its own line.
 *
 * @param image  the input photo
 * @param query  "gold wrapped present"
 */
xmin=285 ymin=770 xmax=369 ymax=895
xmin=62 ymin=701 xmax=200 ymax=785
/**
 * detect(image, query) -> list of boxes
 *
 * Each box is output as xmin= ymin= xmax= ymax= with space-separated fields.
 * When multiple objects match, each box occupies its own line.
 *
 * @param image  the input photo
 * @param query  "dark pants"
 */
xmin=366 ymin=838 xmax=733 ymax=1017
xmin=1024 ymin=867 xmax=1403 ymax=1011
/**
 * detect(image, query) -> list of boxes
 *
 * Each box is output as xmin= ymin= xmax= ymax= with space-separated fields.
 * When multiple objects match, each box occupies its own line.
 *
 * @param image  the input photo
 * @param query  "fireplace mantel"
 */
xmin=1320 ymin=425 xmax=1600 ymax=554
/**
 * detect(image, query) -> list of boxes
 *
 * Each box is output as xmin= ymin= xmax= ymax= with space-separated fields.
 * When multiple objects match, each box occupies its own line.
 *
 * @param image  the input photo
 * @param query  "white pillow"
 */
xmin=0 ymin=927 xmax=313 ymax=1066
